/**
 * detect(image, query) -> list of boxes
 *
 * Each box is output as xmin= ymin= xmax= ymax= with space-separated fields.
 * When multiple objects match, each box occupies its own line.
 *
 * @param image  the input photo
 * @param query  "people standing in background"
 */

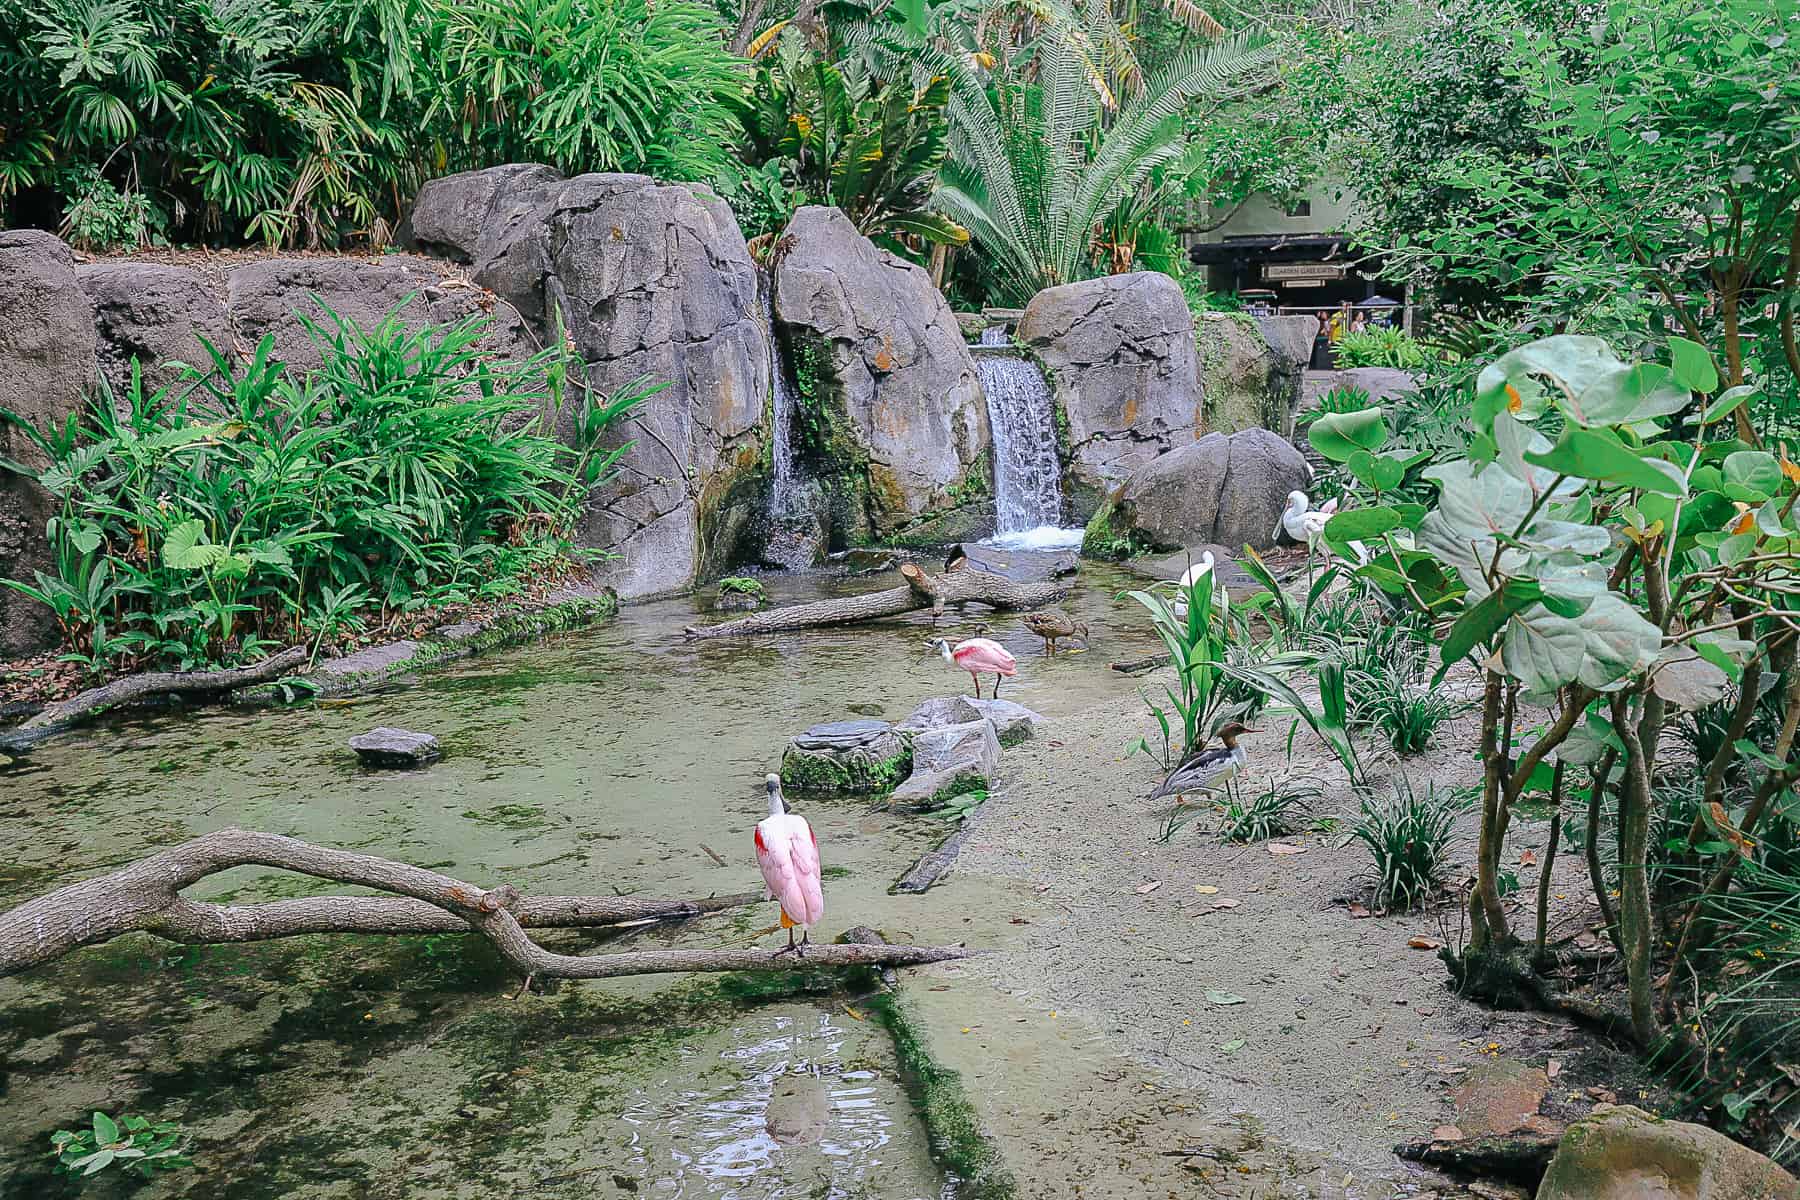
xmin=1350 ymin=309 xmax=1369 ymax=335
xmin=1311 ymin=310 xmax=1333 ymax=369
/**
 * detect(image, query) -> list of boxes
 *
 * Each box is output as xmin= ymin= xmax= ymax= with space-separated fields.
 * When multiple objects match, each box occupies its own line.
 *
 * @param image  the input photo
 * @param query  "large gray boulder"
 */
xmin=79 ymin=263 xmax=232 ymax=399
xmin=1082 ymin=427 xmax=1309 ymax=558
xmin=1196 ymin=313 xmax=1302 ymax=438
xmin=890 ymin=717 xmax=1001 ymax=808
xmin=1537 ymin=1104 xmax=1798 ymax=1200
xmin=228 ymin=256 xmax=539 ymax=376
xmin=1017 ymin=272 xmax=1199 ymax=515
xmin=773 ymin=206 xmax=990 ymax=543
xmin=1255 ymin=314 xmax=1318 ymax=437
xmin=407 ymin=164 xmax=564 ymax=263
xmin=471 ymin=173 xmax=769 ymax=598
xmin=0 ymin=232 xmax=96 ymax=656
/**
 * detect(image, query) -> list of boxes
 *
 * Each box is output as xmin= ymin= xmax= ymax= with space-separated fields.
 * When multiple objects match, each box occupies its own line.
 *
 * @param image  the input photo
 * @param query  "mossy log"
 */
xmin=1393 ymin=1131 xmax=1561 ymax=1187
xmin=0 ymin=829 xmax=978 ymax=984
xmin=3 ymin=646 xmax=310 ymax=747
xmin=684 ymin=563 xmax=1069 ymax=640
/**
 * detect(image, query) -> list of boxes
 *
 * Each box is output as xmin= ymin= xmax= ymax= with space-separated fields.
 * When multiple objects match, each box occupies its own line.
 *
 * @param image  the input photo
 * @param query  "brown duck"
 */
xmin=1022 ymin=609 xmax=1089 ymax=654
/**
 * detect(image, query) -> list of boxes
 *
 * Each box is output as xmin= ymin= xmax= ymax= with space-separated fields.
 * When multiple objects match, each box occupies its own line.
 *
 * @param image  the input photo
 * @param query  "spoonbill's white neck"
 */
xmin=765 ymin=774 xmax=787 ymax=816
xmin=937 ymin=640 xmax=956 ymax=664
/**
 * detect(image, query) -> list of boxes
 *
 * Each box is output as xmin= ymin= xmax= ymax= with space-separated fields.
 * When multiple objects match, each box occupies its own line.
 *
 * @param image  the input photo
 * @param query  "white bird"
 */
xmin=1147 ymin=721 xmax=1258 ymax=803
xmin=1174 ymin=552 xmax=1228 ymax=627
xmin=1276 ymin=491 xmax=1366 ymax=565
xmin=753 ymin=774 xmax=824 ymax=956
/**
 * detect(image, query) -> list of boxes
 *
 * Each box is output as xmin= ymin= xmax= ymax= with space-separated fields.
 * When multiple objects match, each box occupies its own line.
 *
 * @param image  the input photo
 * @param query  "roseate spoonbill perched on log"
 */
xmin=1148 ymin=721 xmax=1258 ymax=804
xmin=925 ymin=634 xmax=1017 ymax=698
xmin=754 ymin=774 xmax=823 ymax=956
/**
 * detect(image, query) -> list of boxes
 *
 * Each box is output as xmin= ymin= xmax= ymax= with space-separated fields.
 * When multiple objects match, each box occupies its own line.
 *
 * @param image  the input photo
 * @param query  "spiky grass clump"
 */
xmin=1352 ymin=780 xmax=1457 ymax=911
xmin=1218 ymin=779 xmax=1320 ymax=843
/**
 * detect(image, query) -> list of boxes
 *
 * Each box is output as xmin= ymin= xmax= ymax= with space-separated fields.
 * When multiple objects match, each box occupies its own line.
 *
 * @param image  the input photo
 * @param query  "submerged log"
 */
xmin=0 ymin=828 xmax=975 ymax=983
xmin=7 ymin=646 xmax=310 ymax=744
xmin=1393 ymin=1131 xmax=1560 ymax=1188
xmin=684 ymin=562 xmax=1069 ymax=640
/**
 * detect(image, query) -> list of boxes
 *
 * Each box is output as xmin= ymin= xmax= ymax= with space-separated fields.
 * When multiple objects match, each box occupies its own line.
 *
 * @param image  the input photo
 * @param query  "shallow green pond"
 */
xmin=0 ymin=552 xmax=1158 ymax=1198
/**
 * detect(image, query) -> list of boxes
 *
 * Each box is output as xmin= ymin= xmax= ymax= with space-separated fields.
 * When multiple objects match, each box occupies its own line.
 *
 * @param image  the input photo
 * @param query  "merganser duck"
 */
xmin=1147 ymin=721 xmax=1258 ymax=803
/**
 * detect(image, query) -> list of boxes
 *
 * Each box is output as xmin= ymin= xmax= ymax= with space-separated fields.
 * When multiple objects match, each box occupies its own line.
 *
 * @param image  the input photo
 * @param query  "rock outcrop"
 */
xmin=1016 ymin=272 xmax=1200 ymax=515
xmin=1082 ymin=427 xmax=1310 ymax=559
xmin=1301 ymin=366 xmax=1419 ymax=415
xmin=406 ymin=163 xmax=564 ymax=263
xmin=890 ymin=717 xmax=1001 ymax=808
xmin=80 ymin=263 xmax=231 ymax=398
xmin=781 ymin=720 xmax=912 ymax=795
xmin=1197 ymin=313 xmax=1307 ymax=438
xmin=0 ymin=232 xmax=96 ymax=656
xmin=470 ymin=172 xmax=770 ymax=597
xmin=1537 ymin=1105 xmax=1798 ymax=1200
xmin=349 ymin=727 xmax=443 ymax=769
xmin=773 ymin=206 xmax=990 ymax=544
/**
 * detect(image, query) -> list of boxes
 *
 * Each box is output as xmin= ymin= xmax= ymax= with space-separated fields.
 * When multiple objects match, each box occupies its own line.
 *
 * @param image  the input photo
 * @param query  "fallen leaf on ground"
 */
xmin=1547 ymin=1060 xmax=1562 ymax=1080
xmin=1408 ymin=936 xmax=1443 ymax=950
xmin=1268 ymin=842 xmax=1306 ymax=855
xmin=843 ymin=1006 xmax=864 ymax=1021
xmin=1135 ymin=881 xmax=1163 ymax=895
xmin=1520 ymin=849 xmax=1537 ymax=866
xmin=1587 ymin=1086 xmax=1618 ymax=1103
xmin=1204 ymin=990 xmax=1248 ymax=1006
xmin=1194 ymin=885 xmax=1220 ymax=895
xmin=1432 ymin=1126 xmax=1464 ymax=1142
xmin=1219 ymin=1038 xmax=1246 ymax=1053
xmin=1210 ymin=898 xmax=1241 ymax=911
xmin=1348 ymin=903 xmax=1372 ymax=919
xmin=1009 ymin=917 xmax=1030 ymax=925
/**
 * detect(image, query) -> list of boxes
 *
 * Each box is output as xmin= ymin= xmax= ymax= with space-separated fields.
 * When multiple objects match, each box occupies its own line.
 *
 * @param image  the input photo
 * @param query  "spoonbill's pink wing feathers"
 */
xmin=1318 ymin=497 xmax=1340 ymax=515
xmin=952 ymin=637 xmax=1017 ymax=676
xmin=754 ymin=813 xmax=824 ymax=927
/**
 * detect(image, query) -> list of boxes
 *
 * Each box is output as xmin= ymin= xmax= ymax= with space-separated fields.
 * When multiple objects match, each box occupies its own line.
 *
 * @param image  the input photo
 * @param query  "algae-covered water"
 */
xmin=0 ymin=553 xmax=1159 ymax=1198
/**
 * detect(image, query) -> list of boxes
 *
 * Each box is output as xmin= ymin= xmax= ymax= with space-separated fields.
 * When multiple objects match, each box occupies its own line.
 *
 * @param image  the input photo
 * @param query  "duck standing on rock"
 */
xmin=925 ymin=634 xmax=1017 ymax=698
xmin=1022 ymin=609 xmax=1089 ymax=654
xmin=754 ymin=774 xmax=823 ymax=957
xmin=1148 ymin=721 xmax=1257 ymax=804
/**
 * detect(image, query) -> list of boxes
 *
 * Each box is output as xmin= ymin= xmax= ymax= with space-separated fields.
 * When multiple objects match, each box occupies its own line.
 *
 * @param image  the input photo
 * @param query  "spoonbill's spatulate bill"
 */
xmin=927 ymin=635 xmax=1018 ymax=699
xmin=754 ymin=774 xmax=823 ymax=956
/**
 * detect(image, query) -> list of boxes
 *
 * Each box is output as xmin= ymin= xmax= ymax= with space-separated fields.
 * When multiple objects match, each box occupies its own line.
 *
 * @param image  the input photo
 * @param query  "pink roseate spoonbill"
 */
xmin=1148 ymin=721 xmax=1258 ymax=805
xmin=926 ymin=634 xmax=1017 ymax=698
xmin=754 ymin=774 xmax=824 ymax=957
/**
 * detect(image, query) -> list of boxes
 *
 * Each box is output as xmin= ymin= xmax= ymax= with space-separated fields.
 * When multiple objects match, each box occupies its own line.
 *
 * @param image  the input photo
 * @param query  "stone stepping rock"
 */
xmin=349 ymin=727 xmax=441 ymax=768
xmin=782 ymin=720 xmax=910 ymax=795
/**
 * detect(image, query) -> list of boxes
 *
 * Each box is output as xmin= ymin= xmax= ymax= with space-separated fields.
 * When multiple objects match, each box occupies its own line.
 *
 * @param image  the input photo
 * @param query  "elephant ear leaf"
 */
xmin=162 ymin=519 xmax=225 ymax=571
xmin=1307 ymin=408 xmax=1386 ymax=462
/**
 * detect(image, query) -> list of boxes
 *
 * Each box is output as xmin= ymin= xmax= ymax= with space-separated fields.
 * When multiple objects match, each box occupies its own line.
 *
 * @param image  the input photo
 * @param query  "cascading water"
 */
xmin=975 ymin=349 xmax=1067 ymax=537
xmin=760 ymin=284 xmax=818 ymax=569
xmin=978 ymin=325 xmax=1011 ymax=346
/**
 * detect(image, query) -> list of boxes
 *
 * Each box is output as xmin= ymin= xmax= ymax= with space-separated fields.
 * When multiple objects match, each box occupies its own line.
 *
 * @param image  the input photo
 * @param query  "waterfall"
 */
xmin=975 ymin=350 xmax=1064 ymax=534
xmin=763 ymin=287 xmax=799 ymax=519
xmin=978 ymin=325 xmax=1010 ymax=346
xmin=759 ymin=283 xmax=817 ymax=569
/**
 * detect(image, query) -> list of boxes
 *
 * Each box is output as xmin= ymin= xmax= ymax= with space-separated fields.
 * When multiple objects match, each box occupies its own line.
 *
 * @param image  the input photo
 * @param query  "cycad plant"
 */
xmin=934 ymin=17 xmax=1272 ymax=304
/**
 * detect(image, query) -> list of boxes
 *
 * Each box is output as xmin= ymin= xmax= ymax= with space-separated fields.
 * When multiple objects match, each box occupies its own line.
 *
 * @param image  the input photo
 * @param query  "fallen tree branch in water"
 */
xmin=683 ymin=562 xmax=1069 ymax=640
xmin=0 ymin=829 xmax=975 ymax=982
xmin=6 ymin=646 xmax=310 ymax=745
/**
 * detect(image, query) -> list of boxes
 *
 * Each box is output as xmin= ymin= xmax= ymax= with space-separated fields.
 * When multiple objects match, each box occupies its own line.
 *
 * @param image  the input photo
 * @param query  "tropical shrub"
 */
xmin=49 ymin=1112 xmax=189 ymax=1180
xmin=1336 ymin=327 xmax=1428 ymax=371
xmin=0 ymin=301 xmax=653 ymax=671
xmin=1353 ymin=780 xmax=1458 ymax=911
xmin=0 ymin=0 xmax=746 ymax=248
xmin=732 ymin=40 xmax=967 ymax=250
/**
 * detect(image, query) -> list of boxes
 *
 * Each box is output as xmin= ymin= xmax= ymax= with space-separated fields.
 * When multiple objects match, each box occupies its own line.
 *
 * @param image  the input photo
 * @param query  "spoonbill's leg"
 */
xmin=992 ymin=674 xmax=1003 ymax=699
xmin=773 ymin=924 xmax=800 ymax=957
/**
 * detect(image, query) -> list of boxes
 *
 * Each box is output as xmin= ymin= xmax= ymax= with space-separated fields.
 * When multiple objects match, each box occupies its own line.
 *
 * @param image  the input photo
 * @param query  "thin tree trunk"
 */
xmin=1610 ymin=691 xmax=1661 ymax=1045
xmin=1535 ymin=763 xmax=1565 ymax=961
xmin=1586 ymin=749 xmax=1623 ymax=954
xmin=1471 ymin=671 xmax=1510 ymax=949
xmin=684 ymin=563 xmax=1068 ymax=640
xmin=0 ymin=829 xmax=975 ymax=982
